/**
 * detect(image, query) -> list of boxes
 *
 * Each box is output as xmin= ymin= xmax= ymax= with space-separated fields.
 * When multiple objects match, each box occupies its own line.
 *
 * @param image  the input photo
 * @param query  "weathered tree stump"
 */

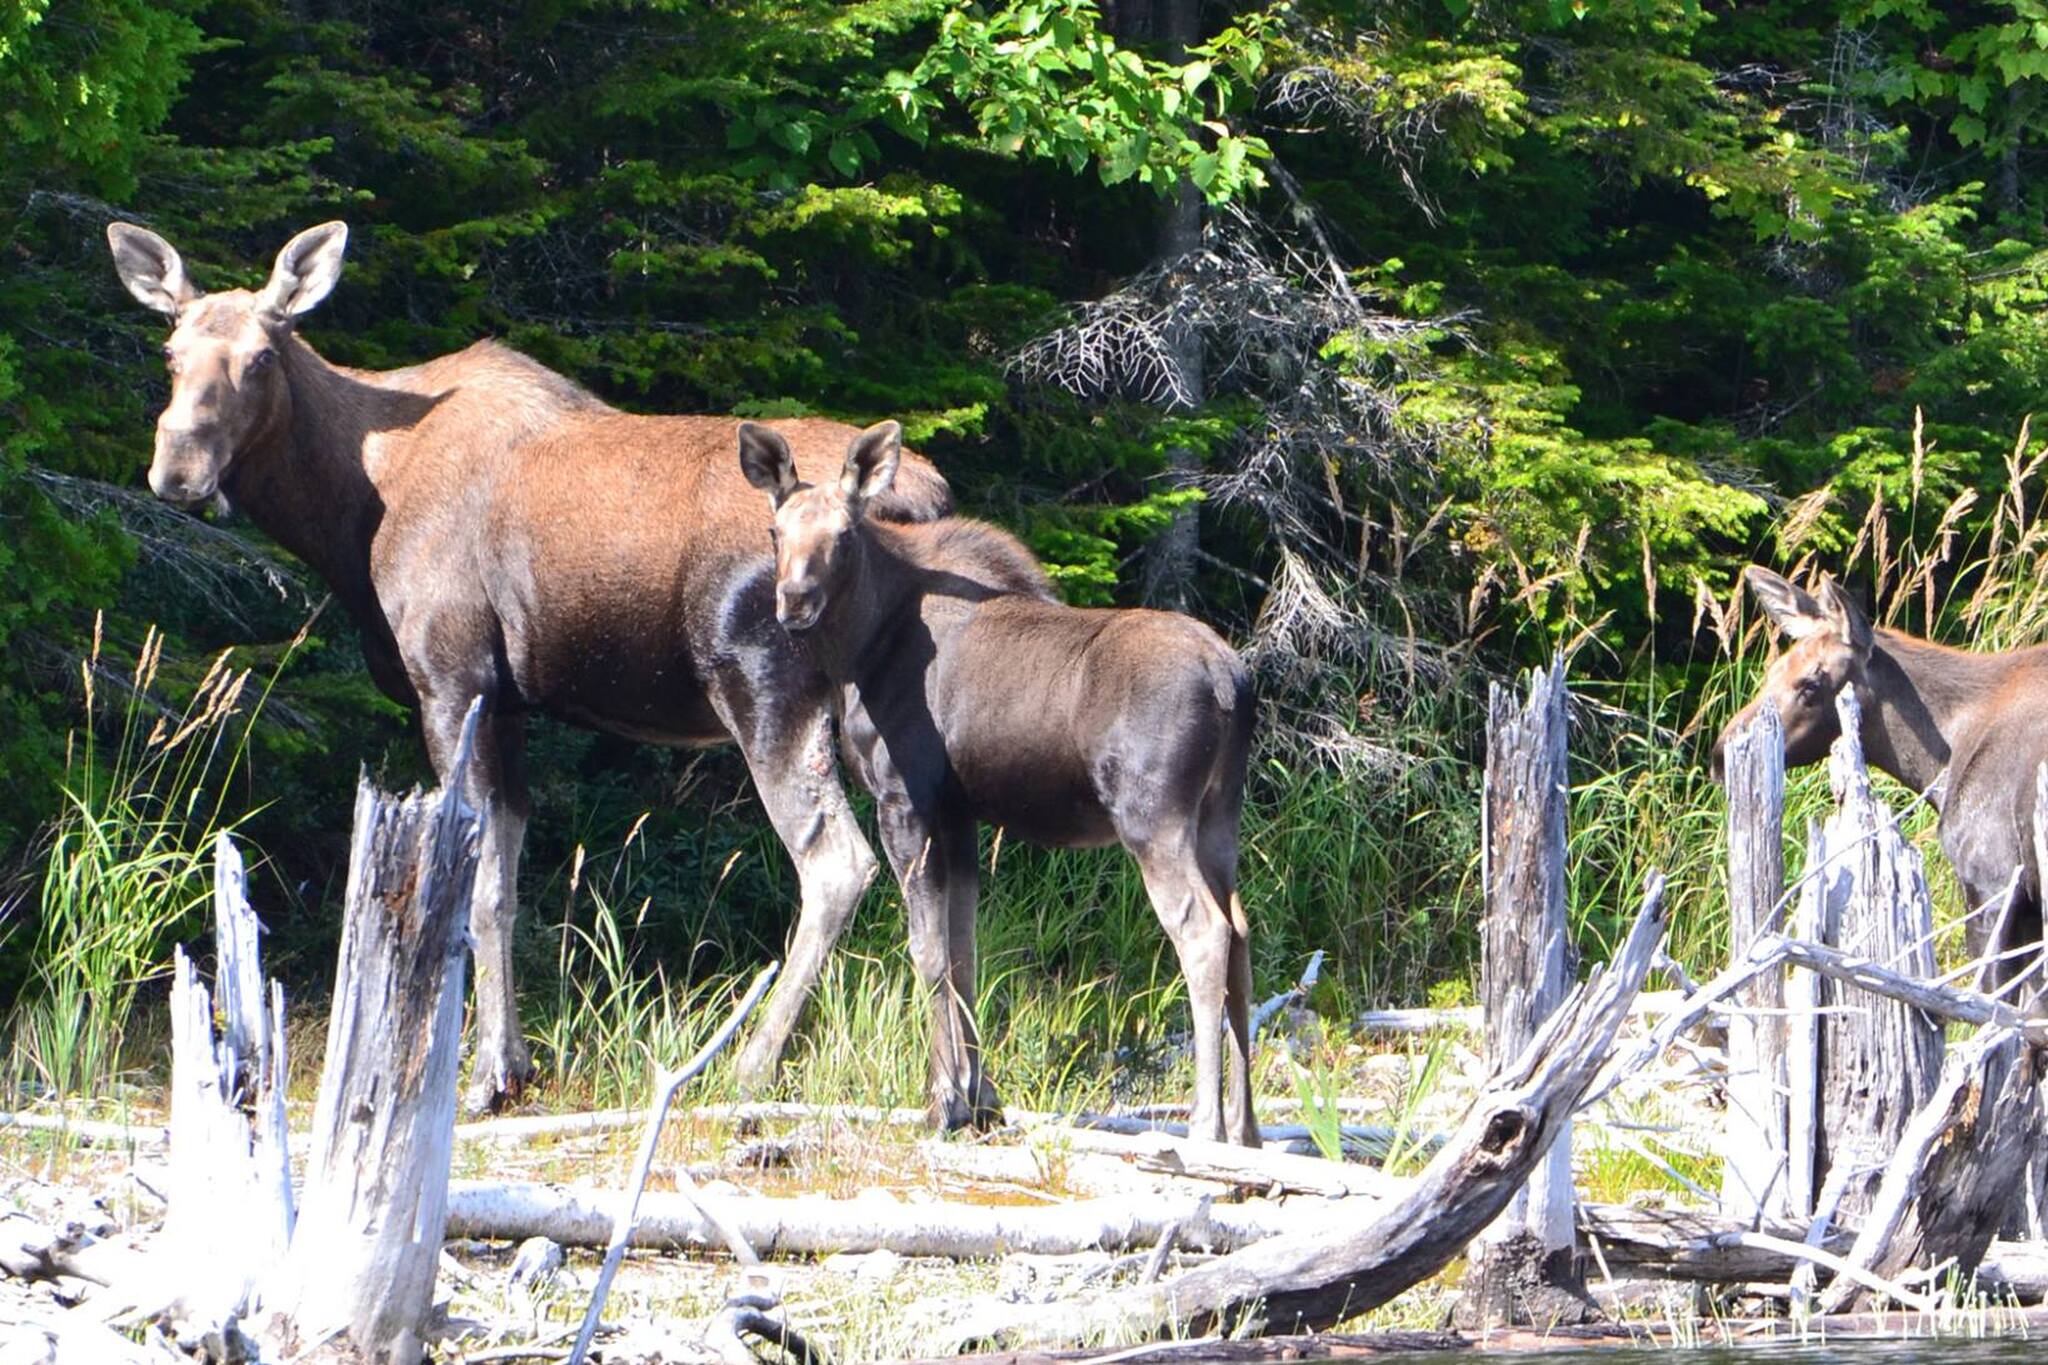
xmin=1458 ymin=653 xmax=1593 ymax=1328
xmin=1811 ymin=686 xmax=1944 ymax=1225
xmin=1717 ymin=704 xmax=1788 ymax=1222
xmin=131 ymin=707 xmax=484 ymax=1363
xmin=1817 ymin=1024 xmax=2046 ymax=1312
xmin=262 ymin=752 xmax=482 ymax=1361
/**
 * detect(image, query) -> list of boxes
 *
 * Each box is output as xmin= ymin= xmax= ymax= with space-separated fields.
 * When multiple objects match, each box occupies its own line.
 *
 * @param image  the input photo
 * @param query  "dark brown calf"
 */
xmin=739 ymin=421 xmax=1259 ymax=1144
xmin=109 ymin=220 xmax=954 ymax=1113
xmin=1716 ymin=566 xmax=2048 ymax=986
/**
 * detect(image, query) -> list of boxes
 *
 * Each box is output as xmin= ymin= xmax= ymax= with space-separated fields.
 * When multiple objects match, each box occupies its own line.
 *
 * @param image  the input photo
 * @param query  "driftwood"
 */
xmin=3 ymin=732 xmax=487 ymax=1364
xmin=1717 ymin=704 xmax=1788 ymax=1222
xmin=1461 ymin=655 xmax=1587 ymax=1327
xmin=1025 ymin=1126 xmax=1400 ymax=1200
xmin=153 ymin=834 xmax=295 ymax=1332
xmin=446 ymin=1181 xmax=1306 ymax=1259
xmin=567 ymin=963 xmax=780 ymax=1365
xmin=912 ymin=874 xmax=1669 ymax=1353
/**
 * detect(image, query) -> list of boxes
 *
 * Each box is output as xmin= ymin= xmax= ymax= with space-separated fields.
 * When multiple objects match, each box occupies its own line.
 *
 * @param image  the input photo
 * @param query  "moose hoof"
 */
xmin=931 ymin=1083 xmax=1005 ymax=1133
xmin=463 ymin=1049 xmax=537 ymax=1118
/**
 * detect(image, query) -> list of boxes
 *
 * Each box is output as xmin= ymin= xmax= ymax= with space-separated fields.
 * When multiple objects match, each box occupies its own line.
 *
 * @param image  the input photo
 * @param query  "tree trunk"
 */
xmin=1459 ymin=653 xmax=1591 ymax=1327
xmin=914 ymin=878 xmax=1670 ymax=1354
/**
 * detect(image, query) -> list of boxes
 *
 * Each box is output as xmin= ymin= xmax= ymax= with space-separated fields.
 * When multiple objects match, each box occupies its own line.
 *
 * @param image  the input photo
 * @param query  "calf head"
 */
xmin=107 ymin=221 xmax=349 ymax=509
xmin=739 ymin=419 xmax=902 ymax=633
xmin=1712 ymin=565 xmax=1873 ymax=779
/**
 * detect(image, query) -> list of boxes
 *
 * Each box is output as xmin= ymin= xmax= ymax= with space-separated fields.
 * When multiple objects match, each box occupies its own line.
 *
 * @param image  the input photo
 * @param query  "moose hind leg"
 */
xmin=726 ymin=701 xmax=879 ymax=1096
xmin=423 ymin=691 xmax=536 ymax=1115
xmin=1134 ymin=834 xmax=1234 ymax=1144
xmin=1198 ymin=833 xmax=1257 ymax=1148
xmin=880 ymin=805 xmax=989 ymax=1130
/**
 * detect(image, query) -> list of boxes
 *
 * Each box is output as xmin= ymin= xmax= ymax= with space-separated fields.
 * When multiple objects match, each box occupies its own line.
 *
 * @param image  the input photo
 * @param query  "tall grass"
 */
xmin=9 ymin=617 xmax=295 ymax=1103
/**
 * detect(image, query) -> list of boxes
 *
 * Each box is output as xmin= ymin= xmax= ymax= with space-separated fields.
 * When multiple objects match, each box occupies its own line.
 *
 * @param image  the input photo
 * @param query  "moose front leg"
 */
xmin=720 ymin=684 xmax=879 ymax=1095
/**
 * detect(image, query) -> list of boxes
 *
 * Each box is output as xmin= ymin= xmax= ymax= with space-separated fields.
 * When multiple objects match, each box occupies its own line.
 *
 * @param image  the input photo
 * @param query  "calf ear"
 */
xmin=841 ymin=420 xmax=902 ymax=505
xmin=737 ymin=423 xmax=799 ymax=505
xmin=107 ymin=222 xmax=197 ymax=316
xmin=260 ymin=221 xmax=349 ymax=320
xmin=1819 ymin=577 xmax=1873 ymax=656
xmin=1744 ymin=566 xmax=1828 ymax=640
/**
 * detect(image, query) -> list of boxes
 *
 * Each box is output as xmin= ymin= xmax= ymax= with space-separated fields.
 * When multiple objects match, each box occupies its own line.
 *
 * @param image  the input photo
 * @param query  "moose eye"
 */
xmin=247 ymin=348 xmax=275 ymax=371
xmin=1794 ymin=675 xmax=1826 ymax=701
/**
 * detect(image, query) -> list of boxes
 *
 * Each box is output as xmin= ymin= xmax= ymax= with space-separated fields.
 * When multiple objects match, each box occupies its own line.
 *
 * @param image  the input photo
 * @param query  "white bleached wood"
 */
xmin=1464 ymin=654 xmax=1581 ymax=1326
xmin=263 ymin=706 xmax=483 ymax=1364
xmin=1813 ymin=686 xmax=1944 ymax=1225
xmin=446 ymin=1182 xmax=1308 ymax=1259
xmin=567 ymin=962 xmax=780 ymax=1365
xmin=155 ymin=834 xmax=294 ymax=1332
xmin=914 ymin=875 xmax=1670 ymax=1353
xmin=1785 ymin=816 xmax=1824 ymax=1221
xmin=1718 ymin=704 xmax=1788 ymax=1223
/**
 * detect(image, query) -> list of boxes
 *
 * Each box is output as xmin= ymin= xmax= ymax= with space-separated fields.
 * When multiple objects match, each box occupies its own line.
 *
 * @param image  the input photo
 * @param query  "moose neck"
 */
xmin=1858 ymin=630 xmax=2003 ymax=803
xmin=222 ymin=335 xmax=394 ymax=620
xmin=804 ymin=523 xmax=909 ymax=687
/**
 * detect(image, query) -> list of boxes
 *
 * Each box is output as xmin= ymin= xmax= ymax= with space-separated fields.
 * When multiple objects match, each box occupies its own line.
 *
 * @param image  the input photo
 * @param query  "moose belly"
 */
xmin=952 ymin=756 xmax=1119 ymax=848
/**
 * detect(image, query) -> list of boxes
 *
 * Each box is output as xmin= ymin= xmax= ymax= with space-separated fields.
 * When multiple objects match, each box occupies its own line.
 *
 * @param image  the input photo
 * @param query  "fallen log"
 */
xmin=914 ymin=872 xmax=1670 ymax=1352
xmin=1024 ymin=1126 xmax=1400 ymax=1200
xmin=444 ymin=1182 xmax=1310 ymax=1259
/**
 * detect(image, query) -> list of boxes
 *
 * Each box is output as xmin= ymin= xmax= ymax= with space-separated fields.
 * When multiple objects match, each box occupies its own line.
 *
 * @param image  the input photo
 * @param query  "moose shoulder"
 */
xmin=109 ymin=219 xmax=950 ymax=1113
xmin=1716 ymin=565 xmax=2048 ymax=984
xmin=740 ymin=421 xmax=1260 ymax=1144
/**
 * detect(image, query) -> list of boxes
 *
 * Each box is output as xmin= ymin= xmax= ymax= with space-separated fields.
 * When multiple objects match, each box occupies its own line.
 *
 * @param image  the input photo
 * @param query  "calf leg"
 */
xmin=1197 ymin=838 xmax=1257 ymax=1148
xmin=879 ymin=803 xmax=991 ymax=1129
xmin=420 ymin=688 xmax=536 ymax=1116
xmin=942 ymin=824 xmax=1002 ymax=1124
xmin=716 ymin=684 xmax=879 ymax=1096
xmin=1132 ymin=833 xmax=1235 ymax=1144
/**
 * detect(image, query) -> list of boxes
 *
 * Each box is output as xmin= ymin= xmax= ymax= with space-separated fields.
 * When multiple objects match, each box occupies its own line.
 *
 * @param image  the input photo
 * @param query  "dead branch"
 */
xmin=916 ymin=873 xmax=1669 ymax=1352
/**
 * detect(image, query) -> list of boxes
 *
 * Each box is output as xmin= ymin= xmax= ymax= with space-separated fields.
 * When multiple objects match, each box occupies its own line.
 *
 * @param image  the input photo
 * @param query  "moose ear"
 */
xmin=107 ymin=222 xmax=197 ymax=316
xmin=737 ymin=422 xmax=799 ymax=506
xmin=1819 ymin=577 xmax=1873 ymax=656
xmin=1744 ymin=566 xmax=1828 ymax=640
xmin=259 ymin=221 xmax=349 ymax=320
xmin=840 ymin=420 xmax=902 ymax=505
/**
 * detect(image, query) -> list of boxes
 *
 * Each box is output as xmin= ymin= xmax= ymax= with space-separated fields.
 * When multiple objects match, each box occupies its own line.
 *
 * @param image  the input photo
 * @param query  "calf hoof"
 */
xmin=930 ymin=1082 xmax=1005 ymax=1133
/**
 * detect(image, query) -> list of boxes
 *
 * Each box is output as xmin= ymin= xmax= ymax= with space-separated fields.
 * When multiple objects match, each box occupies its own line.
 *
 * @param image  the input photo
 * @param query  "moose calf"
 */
xmin=739 ymin=420 xmax=1258 ymax=1144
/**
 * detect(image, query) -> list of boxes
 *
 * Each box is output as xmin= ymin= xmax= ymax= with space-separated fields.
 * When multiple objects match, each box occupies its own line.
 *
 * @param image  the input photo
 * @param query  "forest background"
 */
xmin=7 ymin=0 xmax=2048 ymax=1107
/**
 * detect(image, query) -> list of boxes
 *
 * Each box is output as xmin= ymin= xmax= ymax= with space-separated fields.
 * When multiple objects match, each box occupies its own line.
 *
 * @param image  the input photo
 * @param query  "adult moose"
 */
xmin=1717 ymin=566 xmax=2048 ymax=985
xmin=738 ymin=421 xmax=1259 ymax=1143
xmin=108 ymin=219 xmax=954 ymax=1113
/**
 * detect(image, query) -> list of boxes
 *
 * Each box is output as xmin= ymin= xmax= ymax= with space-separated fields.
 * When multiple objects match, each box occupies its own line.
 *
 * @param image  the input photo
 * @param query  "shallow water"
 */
xmin=1368 ymin=1340 xmax=2039 ymax=1365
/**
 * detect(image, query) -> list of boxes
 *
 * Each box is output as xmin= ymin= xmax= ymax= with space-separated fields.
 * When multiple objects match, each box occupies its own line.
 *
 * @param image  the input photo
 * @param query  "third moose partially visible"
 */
xmin=739 ymin=419 xmax=1260 ymax=1144
xmin=1716 ymin=565 xmax=2048 ymax=988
